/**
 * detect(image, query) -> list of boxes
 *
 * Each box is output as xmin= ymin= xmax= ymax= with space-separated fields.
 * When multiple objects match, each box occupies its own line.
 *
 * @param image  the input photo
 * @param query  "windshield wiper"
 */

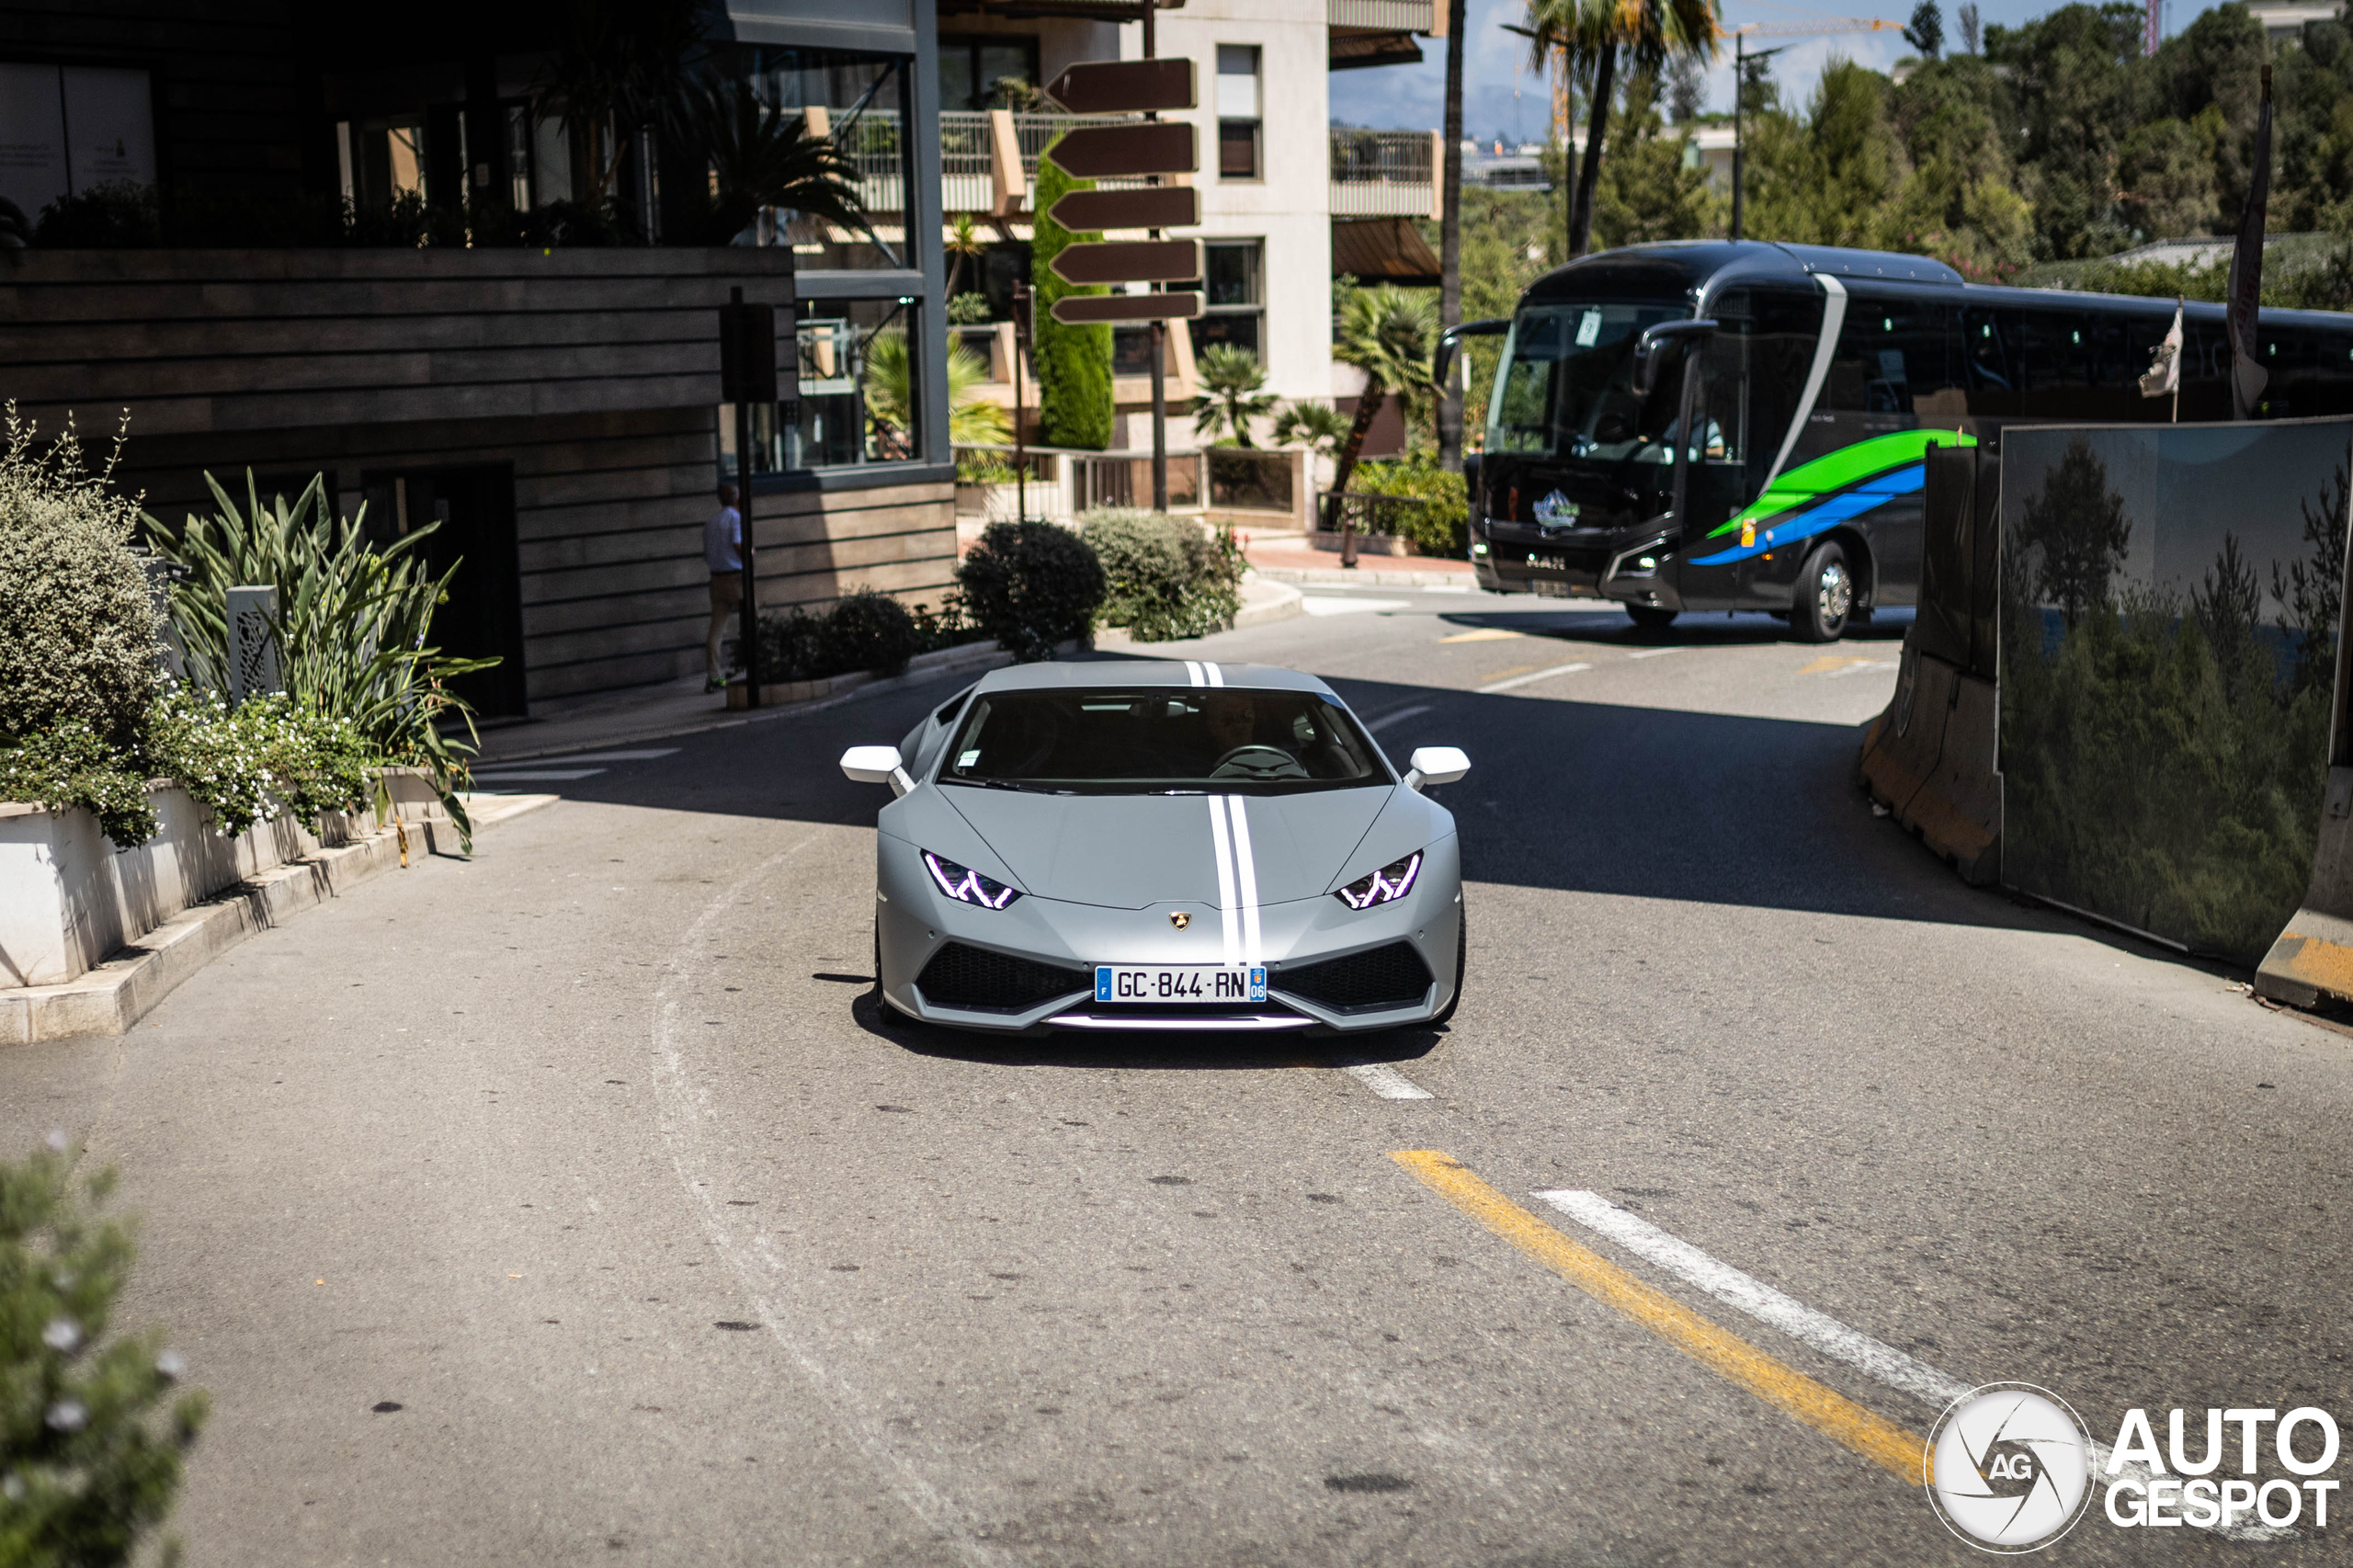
xmin=943 ymin=777 xmax=1058 ymax=794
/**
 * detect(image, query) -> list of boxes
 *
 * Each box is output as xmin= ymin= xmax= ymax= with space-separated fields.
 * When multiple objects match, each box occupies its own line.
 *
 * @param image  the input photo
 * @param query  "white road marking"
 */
xmin=1536 ymin=1190 xmax=1965 ymax=1407
xmin=1624 ymin=646 xmax=1688 ymax=660
xmin=1476 ymin=662 xmax=1592 ymax=695
xmin=468 ymin=767 xmax=608 ymax=781
xmin=1536 ymin=1190 xmax=2290 ymax=1542
xmin=1367 ymin=703 xmax=1434 ymax=733
xmin=1421 ymin=584 xmax=1475 ymax=594
xmin=1302 ymin=597 xmax=1411 ymax=617
xmin=528 ymin=748 xmax=680 ymax=763
xmin=1344 ymin=1063 xmax=1434 ymax=1099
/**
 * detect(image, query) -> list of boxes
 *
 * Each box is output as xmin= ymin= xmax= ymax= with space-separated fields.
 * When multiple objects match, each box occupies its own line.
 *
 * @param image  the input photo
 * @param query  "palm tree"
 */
xmin=1523 ymin=0 xmax=1721 ymax=256
xmin=1329 ymin=288 xmax=1438 ymax=563
xmin=945 ymin=212 xmax=989 ymax=300
xmin=1194 ymin=347 xmax=1279 ymax=447
xmin=676 ymin=79 xmax=867 ymax=245
xmin=863 ymin=335 xmax=1011 ymax=455
xmin=1272 ymin=400 xmax=1351 ymax=456
xmin=532 ymin=0 xmax=706 ymax=217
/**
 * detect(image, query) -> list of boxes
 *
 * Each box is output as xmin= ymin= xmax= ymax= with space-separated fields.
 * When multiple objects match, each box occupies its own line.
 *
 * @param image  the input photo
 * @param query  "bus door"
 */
xmin=1675 ymin=287 xmax=1822 ymax=611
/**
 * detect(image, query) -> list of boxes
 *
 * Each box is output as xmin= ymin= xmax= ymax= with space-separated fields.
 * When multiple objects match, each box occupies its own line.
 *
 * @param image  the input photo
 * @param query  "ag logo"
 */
xmin=1926 ymin=1383 xmax=2093 ymax=1553
xmin=1168 ymin=911 xmax=1191 ymax=930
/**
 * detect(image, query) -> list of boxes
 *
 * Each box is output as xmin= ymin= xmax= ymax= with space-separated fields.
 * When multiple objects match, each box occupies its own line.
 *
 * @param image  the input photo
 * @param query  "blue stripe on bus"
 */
xmin=1686 ymin=462 xmax=1927 ymax=567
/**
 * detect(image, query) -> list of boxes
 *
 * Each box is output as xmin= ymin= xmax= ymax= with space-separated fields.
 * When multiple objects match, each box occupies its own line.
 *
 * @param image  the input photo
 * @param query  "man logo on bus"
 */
xmin=1533 ymin=491 xmax=1578 ymax=528
xmin=1926 ymin=1384 xmax=2094 ymax=1552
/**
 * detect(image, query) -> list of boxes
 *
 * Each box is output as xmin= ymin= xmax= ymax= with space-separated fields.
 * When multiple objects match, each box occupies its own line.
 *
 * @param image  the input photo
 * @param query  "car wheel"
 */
xmin=1429 ymin=905 xmax=1465 ymax=1026
xmin=1624 ymin=605 xmax=1678 ymax=633
xmin=1791 ymin=541 xmax=1852 ymax=643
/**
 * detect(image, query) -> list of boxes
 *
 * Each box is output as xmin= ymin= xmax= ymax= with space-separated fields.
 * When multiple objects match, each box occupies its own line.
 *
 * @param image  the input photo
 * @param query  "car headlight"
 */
xmin=922 ymin=850 xmax=1021 ymax=910
xmin=1335 ymin=850 xmax=1422 ymax=910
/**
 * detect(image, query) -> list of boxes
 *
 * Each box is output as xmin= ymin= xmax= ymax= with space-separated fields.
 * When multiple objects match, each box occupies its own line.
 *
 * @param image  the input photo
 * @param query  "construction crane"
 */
xmin=1725 ymin=14 xmax=1904 ymax=239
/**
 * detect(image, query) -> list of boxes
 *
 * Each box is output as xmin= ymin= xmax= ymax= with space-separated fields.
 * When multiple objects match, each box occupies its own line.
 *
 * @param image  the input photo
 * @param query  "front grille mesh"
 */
xmin=915 ymin=942 xmax=1090 ymax=1012
xmin=1274 ymin=941 xmax=1433 ymax=1013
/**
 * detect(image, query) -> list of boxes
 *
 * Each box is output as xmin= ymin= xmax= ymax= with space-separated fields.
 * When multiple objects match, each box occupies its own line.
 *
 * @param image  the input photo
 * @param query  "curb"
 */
xmin=1248 ymin=563 xmax=1482 ymax=590
xmin=0 ymin=793 xmax=557 ymax=1048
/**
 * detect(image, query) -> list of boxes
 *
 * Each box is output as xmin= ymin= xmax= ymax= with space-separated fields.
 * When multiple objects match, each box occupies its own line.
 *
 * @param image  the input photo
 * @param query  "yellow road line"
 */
xmin=1796 ymin=654 xmax=1879 ymax=676
xmin=1390 ymin=1150 xmax=1929 ymax=1485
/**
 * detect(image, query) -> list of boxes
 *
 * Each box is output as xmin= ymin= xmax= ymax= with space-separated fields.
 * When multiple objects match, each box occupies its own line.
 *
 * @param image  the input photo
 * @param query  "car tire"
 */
xmin=1624 ymin=605 xmax=1679 ymax=633
xmin=1791 ymin=541 xmax=1853 ymax=643
xmin=1429 ymin=905 xmax=1466 ymax=1026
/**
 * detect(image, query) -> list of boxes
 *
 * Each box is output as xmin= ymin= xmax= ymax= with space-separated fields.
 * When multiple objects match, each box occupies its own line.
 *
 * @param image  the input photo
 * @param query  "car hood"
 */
xmin=938 ymin=786 xmax=1392 ymax=909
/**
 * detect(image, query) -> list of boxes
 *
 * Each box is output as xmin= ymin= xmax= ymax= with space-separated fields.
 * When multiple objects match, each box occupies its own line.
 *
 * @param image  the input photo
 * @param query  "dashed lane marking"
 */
xmin=1475 ymin=662 xmax=1593 ymax=695
xmin=1345 ymin=1063 xmax=1434 ymax=1099
xmin=1536 ymin=1190 xmax=2290 ymax=1542
xmin=1390 ymin=1151 xmax=1929 ymax=1485
xmin=1439 ymin=627 xmax=1523 ymax=642
xmin=1624 ymin=646 xmax=1688 ymax=660
xmin=1302 ymin=597 xmax=1411 ymax=617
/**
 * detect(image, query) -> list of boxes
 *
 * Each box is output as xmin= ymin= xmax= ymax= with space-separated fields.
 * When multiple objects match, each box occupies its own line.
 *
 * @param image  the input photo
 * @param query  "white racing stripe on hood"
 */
xmin=1203 ymin=662 xmax=1225 ymax=687
xmin=1224 ymin=795 xmax=1263 ymax=964
xmin=1184 ymin=660 xmax=1206 ymax=687
xmin=1207 ymin=794 xmax=1241 ymax=965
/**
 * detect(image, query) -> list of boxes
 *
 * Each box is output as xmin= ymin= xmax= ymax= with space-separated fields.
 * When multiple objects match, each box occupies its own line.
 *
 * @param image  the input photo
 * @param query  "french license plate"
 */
xmin=1529 ymin=578 xmax=1572 ymax=598
xmin=1095 ymin=965 xmax=1267 ymax=1005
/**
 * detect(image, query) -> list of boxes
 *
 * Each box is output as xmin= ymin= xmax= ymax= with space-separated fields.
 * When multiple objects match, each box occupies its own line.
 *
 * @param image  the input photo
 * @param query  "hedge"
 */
xmin=1030 ymin=150 xmax=1114 ymax=450
xmin=1082 ymin=509 xmax=1245 ymax=642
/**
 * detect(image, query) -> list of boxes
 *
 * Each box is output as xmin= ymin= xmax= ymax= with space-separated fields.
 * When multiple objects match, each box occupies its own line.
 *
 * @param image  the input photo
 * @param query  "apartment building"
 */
xmin=0 ymin=0 xmax=952 ymax=712
xmin=912 ymin=0 xmax=1443 ymax=463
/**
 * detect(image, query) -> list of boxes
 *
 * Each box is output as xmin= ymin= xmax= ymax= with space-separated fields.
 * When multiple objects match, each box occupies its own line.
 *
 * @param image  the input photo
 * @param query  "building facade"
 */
xmin=0 ymin=0 xmax=952 ymax=714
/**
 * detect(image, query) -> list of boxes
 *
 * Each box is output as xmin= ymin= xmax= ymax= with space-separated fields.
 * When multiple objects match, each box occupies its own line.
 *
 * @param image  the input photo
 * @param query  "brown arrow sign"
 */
xmin=1043 ymin=58 xmax=1195 ymax=116
xmin=1048 ymin=186 xmax=1199 ymax=232
xmin=1051 ymin=239 xmax=1200 ymax=287
xmin=1050 ymin=292 xmax=1204 ymax=325
xmin=1044 ymin=121 xmax=1195 ymax=179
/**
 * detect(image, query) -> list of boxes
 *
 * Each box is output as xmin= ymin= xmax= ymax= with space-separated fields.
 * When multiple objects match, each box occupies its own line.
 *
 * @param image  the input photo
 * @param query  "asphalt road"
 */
xmin=8 ymin=589 xmax=2351 ymax=1566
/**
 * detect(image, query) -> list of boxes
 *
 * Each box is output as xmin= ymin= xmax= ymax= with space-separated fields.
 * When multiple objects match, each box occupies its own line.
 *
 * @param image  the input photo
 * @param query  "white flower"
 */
xmin=40 ymin=1317 xmax=81 ymax=1354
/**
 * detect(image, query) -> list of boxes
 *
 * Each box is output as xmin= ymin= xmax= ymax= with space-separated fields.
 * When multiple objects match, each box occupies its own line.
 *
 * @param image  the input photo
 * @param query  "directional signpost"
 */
xmin=1040 ymin=55 xmax=1202 ymax=510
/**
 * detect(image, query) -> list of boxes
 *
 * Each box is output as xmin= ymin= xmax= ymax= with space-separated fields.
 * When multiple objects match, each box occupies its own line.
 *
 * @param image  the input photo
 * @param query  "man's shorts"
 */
xmin=710 ymin=574 xmax=744 ymax=610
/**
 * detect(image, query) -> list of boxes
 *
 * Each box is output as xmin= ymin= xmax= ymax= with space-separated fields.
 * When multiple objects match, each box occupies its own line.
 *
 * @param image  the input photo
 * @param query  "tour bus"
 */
xmin=1438 ymin=241 xmax=2353 ymax=639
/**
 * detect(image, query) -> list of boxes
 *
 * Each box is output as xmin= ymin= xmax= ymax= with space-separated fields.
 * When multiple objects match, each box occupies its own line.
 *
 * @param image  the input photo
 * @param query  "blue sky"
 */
xmin=1331 ymin=0 xmax=2229 ymax=138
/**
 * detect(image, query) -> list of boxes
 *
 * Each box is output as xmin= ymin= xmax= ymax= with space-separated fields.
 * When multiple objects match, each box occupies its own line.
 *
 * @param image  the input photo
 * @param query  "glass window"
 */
xmin=941 ymin=688 xmax=1388 ymax=795
xmin=938 ymin=35 xmax=1041 ymax=112
xmin=1820 ymin=297 xmax=1957 ymax=416
xmin=760 ymin=50 xmax=913 ymax=270
xmin=1217 ymin=45 xmax=1262 ymax=180
xmin=1192 ymin=240 xmax=1264 ymax=359
xmin=1483 ymin=301 xmax=1686 ymax=461
xmin=720 ymin=299 xmax=922 ymax=477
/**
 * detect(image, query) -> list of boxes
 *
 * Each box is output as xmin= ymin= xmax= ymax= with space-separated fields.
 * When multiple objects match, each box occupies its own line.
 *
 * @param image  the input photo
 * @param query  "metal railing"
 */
xmin=1329 ymin=0 xmax=1436 ymax=28
xmin=1013 ymin=113 xmax=1151 ymax=189
xmin=1207 ymin=449 xmax=1296 ymax=514
xmin=830 ymin=108 xmax=908 ymax=215
xmin=939 ymin=111 xmax=996 ymax=213
xmin=1320 ymin=490 xmax=1439 ymax=538
xmin=1329 ymin=128 xmax=1437 ymax=216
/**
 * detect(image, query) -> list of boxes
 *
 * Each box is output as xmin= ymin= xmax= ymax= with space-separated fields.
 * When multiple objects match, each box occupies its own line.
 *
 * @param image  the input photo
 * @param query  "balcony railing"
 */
xmin=1330 ymin=129 xmax=1440 ymax=218
xmin=1329 ymin=0 xmax=1437 ymax=28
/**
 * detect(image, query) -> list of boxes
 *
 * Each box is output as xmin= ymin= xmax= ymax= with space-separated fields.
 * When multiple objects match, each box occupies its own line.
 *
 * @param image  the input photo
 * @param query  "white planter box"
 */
xmin=0 ymin=770 xmax=439 ymax=990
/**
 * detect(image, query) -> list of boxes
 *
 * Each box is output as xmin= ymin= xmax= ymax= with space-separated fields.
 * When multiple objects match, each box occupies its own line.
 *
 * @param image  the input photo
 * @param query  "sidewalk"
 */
xmin=1238 ymin=530 xmax=1483 ymax=590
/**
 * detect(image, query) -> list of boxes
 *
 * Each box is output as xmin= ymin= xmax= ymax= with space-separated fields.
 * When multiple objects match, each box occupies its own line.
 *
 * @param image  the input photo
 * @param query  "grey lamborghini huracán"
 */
xmin=840 ymin=661 xmax=1470 ymax=1034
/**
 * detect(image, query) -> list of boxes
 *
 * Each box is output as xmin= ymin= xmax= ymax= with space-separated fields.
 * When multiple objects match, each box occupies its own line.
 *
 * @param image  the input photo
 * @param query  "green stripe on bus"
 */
xmin=1706 ymin=428 xmax=1978 ymax=540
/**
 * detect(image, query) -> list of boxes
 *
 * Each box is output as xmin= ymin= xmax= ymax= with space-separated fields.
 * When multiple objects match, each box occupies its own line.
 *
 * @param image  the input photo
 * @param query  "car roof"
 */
xmin=971 ymin=660 xmax=1337 ymax=698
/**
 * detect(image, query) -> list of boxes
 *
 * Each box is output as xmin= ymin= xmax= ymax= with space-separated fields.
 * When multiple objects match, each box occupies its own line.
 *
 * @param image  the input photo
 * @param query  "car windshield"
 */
xmin=1486 ymin=301 xmax=1691 ymax=465
xmin=938 ymin=689 xmax=1388 ymax=795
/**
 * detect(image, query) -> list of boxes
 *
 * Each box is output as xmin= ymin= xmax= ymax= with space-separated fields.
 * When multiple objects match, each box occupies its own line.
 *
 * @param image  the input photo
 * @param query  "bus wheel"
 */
xmin=1792 ymin=542 xmax=1852 ymax=642
xmin=1623 ymin=605 xmax=1678 ymax=632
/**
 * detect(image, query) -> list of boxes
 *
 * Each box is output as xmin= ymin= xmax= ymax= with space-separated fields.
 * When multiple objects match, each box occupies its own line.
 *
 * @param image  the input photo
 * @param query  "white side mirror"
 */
xmin=1404 ymin=745 xmax=1471 ymax=791
xmin=841 ymin=745 xmax=915 ymax=796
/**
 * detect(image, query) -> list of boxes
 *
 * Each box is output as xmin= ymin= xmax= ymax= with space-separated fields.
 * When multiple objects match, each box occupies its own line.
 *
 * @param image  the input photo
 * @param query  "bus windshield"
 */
xmin=1486 ymin=302 xmax=1690 ymax=465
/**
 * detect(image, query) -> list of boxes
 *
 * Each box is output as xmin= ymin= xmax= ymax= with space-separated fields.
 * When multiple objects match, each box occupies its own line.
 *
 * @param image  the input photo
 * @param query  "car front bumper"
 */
xmin=873 ymin=832 xmax=1462 ymax=1034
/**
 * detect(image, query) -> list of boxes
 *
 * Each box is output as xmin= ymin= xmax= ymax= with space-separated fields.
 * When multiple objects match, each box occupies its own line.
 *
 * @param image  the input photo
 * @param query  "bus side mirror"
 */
xmin=1433 ymin=318 xmax=1511 ymax=392
xmin=1633 ymin=319 xmax=1720 ymax=397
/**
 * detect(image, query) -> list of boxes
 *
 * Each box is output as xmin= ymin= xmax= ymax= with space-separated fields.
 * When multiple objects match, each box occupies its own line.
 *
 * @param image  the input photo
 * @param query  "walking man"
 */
xmin=705 ymin=483 xmax=745 ymax=693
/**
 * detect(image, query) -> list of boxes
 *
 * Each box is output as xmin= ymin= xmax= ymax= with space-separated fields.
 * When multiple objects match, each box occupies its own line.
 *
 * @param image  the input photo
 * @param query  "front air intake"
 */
xmin=915 ymin=942 xmax=1091 ymax=1012
xmin=1274 ymin=941 xmax=1434 ymax=1013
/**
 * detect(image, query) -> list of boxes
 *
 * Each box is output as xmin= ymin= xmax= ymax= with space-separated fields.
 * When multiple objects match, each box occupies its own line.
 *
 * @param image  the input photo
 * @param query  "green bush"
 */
xmin=150 ymin=472 xmax=495 ymax=850
xmin=1349 ymin=454 xmax=1471 ymax=556
xmin=819 ymin=589 xmax=919 ymax=676
xmin=0 ymin=410 xmax=163 ymax=750
xmin=742 ymin=588 xmax=974 ymax=683
xmin=0 ymin=1137 xmax=209 ymax=1568
xmin=1082 ymin=508 xmax=1245 ymax=642
xmin=957 ymin=521 xmax=1107 ymax=662
xmin=32 ymin=181 xmax=160 ymax=247
xmin=1030 ymin=150 xmax=1113 ymax=449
